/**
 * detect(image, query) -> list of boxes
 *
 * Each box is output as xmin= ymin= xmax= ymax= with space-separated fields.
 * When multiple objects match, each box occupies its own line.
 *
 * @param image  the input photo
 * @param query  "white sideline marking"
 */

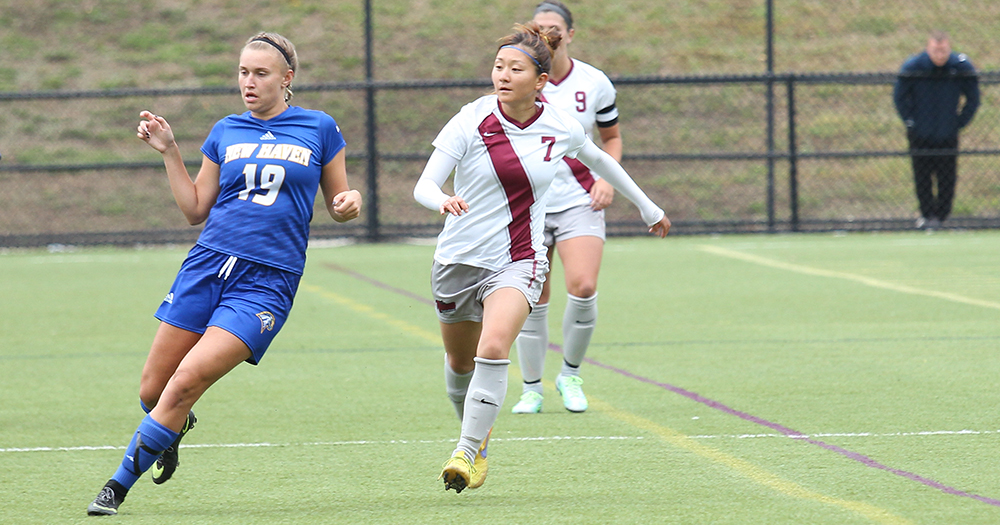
xmin=0 ymin=435 xmax=644 ymax=454
xmin=3 ymin=430 xmax=995 ymax=454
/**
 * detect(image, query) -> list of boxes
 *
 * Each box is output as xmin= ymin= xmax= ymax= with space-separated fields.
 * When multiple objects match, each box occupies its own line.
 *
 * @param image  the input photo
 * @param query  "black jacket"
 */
xmin=893 ymin=51 xmax=979 ymax=142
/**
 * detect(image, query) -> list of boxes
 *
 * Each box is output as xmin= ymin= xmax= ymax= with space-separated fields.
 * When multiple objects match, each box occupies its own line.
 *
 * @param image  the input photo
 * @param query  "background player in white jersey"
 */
xmin=414 ymin=22 xmax=670 ymax=494
xmin=87 ymin=32 xmax=361 ymax=516
xmin=512 ymin=0 xmax=626 ymax=415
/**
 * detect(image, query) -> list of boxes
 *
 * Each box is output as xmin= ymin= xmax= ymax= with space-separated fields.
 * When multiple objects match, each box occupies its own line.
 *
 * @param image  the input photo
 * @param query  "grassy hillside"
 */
xmin=2 ymin=0 xmax=1000 ymax=239
xmin=1 ymin=0 xmax=998 ymax=93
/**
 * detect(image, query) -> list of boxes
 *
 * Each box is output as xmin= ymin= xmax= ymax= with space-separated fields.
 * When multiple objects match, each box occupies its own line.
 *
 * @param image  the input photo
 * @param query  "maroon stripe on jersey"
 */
xmin=564 ymin=157 xmax=595 ymax=193
xmin=478 ymin=113 xmax=535 ymax=262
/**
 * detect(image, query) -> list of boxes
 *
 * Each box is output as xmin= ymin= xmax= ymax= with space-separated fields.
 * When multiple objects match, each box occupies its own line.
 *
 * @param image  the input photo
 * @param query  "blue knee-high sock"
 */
xmin=110 ymin=415 xmax=179 ymax=490
xmin=140 ymin=400 xmax=152 ymax=414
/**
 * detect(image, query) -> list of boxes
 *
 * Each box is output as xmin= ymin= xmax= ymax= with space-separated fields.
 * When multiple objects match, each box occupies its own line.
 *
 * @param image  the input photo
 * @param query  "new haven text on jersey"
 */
xmin=198 ymin=106 xmax=346 ymax=275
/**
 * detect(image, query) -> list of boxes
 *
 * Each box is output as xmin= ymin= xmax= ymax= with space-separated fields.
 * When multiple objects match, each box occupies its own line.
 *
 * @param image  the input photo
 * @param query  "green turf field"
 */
xmin=3 ymin=231 xmax=1000 ymax=524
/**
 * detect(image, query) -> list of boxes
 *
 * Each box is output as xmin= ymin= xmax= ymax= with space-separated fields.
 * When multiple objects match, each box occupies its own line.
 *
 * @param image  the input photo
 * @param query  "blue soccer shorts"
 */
xmin=154 ymin=244 xmax=300 ymax=365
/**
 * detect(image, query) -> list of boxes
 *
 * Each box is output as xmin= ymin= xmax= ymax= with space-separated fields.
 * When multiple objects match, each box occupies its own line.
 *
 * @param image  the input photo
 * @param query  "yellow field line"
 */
xmin=698 ymin=244 xmax=1000 ymax=310
xmin=299 ymin=283 xmax=441 ymax=344
xmin=583 ymin=394 xmax=912 ymax=524
xmin=303 ymin=280 xmax=909 ymax=523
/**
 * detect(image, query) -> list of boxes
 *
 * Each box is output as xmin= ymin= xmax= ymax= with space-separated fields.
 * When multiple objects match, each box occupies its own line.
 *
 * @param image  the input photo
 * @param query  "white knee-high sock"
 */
xmin=515 ymin=303 xmax=548 ymax=395
xmin=444 ymin=354 xmax=474 ymax=420
xmin=561 ymin=293 xmax=597 ymax=375
xmin=455 ymin=357 xmax=509 ymax=460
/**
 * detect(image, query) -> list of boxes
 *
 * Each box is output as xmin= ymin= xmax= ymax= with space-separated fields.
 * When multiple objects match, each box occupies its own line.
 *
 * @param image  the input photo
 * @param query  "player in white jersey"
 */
xmin=511 ymin=1 xmax=627 ymax=415
xmin=87 ymin=32 xmax=361 ymax=516
xmin=423 ymin=94 xmax=586 ymax=272
xmin=414 ymin=22 xmax=670 ymax=494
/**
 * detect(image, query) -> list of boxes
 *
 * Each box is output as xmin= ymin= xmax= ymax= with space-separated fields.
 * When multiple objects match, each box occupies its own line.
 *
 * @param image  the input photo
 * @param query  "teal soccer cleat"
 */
xmin=556 ymin=374 xmax=588 ymax=413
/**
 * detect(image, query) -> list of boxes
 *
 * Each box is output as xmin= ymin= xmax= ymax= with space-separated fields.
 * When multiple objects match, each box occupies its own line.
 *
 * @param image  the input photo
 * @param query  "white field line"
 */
xmin=3 ymin=429 xmax=995 ymax=454
xmin=0 ymin=435 xmax=644 ymax=453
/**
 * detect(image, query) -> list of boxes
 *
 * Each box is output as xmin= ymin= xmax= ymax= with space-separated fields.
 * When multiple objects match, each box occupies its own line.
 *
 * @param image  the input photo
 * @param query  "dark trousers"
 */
xmin=908 ymin=134 xmax=958 ymax=221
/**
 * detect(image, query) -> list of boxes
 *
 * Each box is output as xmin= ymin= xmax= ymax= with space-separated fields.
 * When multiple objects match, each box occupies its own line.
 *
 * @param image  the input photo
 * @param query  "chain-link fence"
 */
xmin=1 ymin=1 xmax=998 ymax=246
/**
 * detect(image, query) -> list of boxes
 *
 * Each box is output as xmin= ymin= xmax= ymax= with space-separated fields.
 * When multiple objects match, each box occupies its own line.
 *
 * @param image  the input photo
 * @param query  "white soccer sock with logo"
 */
xmin=444 ymin=354 xmax=474 ymax=420
xmin=455 ymin=357 xmax=509 ymax=460
xmin=561 ymin=293 xmax=598 ymax=376
xmin=515 ymin=303 xmax=548 ymax=395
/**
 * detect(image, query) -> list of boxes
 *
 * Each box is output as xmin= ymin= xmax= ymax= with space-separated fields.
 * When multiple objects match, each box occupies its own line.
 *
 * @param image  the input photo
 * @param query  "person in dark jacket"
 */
xmin=893 ymin=31 xmax=979 ymax=229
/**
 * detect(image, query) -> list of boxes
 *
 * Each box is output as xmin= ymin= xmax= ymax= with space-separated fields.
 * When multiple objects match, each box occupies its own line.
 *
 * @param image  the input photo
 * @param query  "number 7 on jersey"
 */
xmin=541 ymin=136 xmax=556 ymax=162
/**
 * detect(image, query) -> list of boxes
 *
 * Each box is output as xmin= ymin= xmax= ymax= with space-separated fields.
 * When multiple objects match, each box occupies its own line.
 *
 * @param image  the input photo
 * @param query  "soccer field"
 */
xmin=3 ymin=231 xmax=1000 ymax=524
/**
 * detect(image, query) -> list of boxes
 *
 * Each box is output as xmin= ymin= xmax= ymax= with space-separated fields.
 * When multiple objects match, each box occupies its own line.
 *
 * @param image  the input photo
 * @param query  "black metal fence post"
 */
xmin=765 ymin=0 xmax=776 ymax=232
xmin=364 ymin=0 xmax=380 ymax=241
xmin=786 ymin=75 xmax=799 ymax=232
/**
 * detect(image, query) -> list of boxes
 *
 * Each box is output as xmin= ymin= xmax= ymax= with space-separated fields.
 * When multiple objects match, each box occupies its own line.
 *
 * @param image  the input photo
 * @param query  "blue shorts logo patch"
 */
xmin=256 ymin=311 xmax=276 ymax=333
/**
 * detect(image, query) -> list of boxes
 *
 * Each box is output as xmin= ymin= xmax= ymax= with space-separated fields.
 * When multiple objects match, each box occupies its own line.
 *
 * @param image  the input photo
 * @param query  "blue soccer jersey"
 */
xmin=197 ymin=106 xmax=346 ymax=274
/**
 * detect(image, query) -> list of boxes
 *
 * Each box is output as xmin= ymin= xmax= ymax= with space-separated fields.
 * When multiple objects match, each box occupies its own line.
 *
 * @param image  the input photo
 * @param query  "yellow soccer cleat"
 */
xmin=440 ymin=430 xmax=492 ymax=493
xmin=472 ymin=429 xmax=490 ymax=488
xmin=440 ymin=451 xmax=476 ymax=493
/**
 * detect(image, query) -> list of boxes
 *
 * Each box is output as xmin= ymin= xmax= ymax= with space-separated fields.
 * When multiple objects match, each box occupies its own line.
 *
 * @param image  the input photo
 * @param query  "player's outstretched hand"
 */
xmin=331 ymin=190 xmax=362 ymax=222
xmin=649 ymin=216 xmax=671 ymax=238
xmin=439 ymin=195 xmax=469 ymax=216
xmin=137 ymin=111 xmax=176 ymax=153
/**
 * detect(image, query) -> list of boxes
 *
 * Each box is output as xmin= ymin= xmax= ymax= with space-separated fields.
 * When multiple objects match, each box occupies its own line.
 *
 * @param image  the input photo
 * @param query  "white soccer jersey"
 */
xmin=430 ymin=95 xmax=587 ymax=271
xmin=540 ymin=58 xmax=619 ymax=213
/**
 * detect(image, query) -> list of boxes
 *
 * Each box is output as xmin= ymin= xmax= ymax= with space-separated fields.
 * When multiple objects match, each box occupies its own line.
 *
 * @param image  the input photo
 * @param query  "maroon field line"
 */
xmin=577 ymin=349 xmax=1000 ymax=507
xmin=324 ymin=262 xmax=434 ymax=305
xmin=325 ymin=262 xmax=1000 ymax=508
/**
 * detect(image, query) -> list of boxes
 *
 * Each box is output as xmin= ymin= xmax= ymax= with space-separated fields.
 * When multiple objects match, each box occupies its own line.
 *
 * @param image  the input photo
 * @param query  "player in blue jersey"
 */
xmin=87 ymin=32 xmax=361 ymax=516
